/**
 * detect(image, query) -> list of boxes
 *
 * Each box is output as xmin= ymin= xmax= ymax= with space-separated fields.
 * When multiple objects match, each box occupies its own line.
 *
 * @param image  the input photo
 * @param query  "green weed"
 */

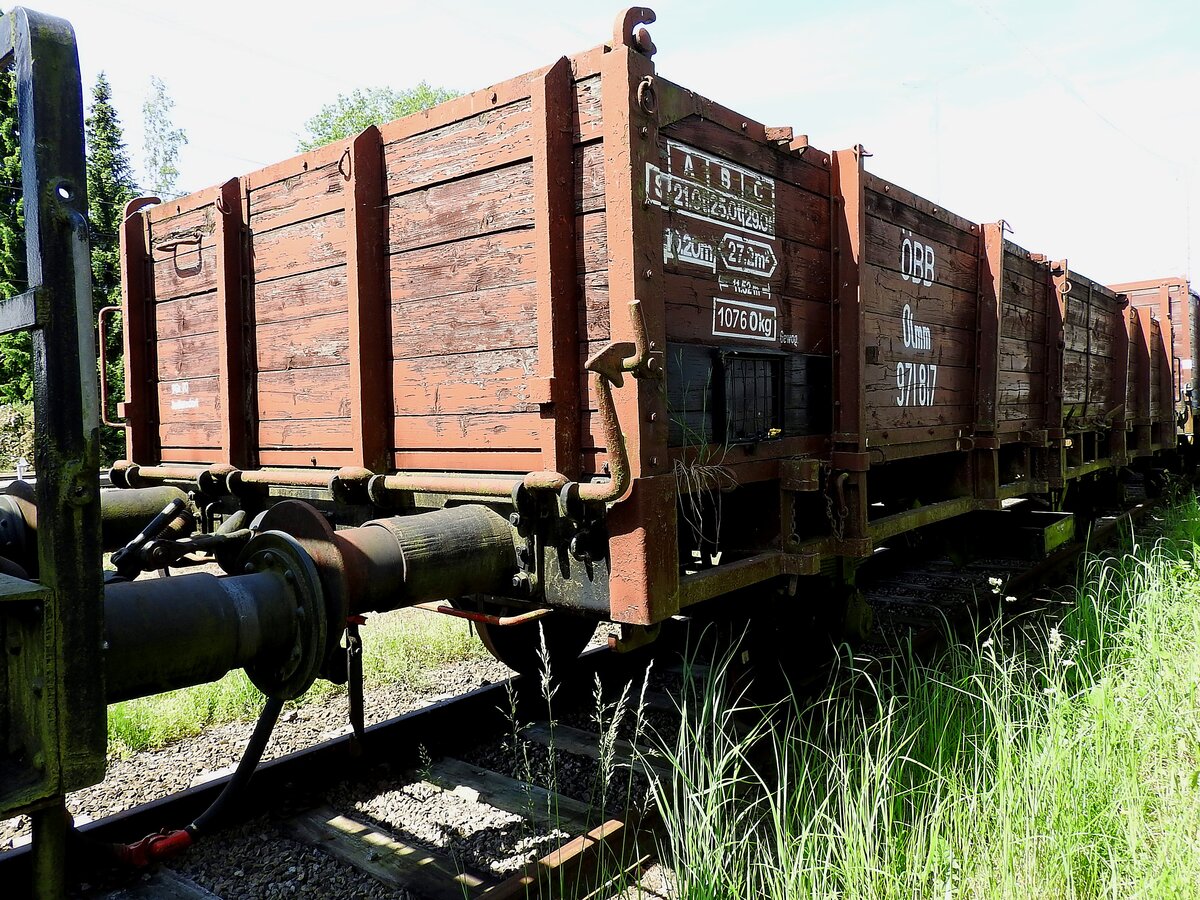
xmin=652 ymin=497 xmax=1200 ymax=899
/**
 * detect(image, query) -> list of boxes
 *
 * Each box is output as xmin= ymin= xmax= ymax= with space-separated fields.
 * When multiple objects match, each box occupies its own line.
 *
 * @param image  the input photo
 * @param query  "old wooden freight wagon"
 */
xmin=111 ymin=7 xmax=1178 ymax=646
xmin=1109 ymin=275 xmax=1200 ymax=434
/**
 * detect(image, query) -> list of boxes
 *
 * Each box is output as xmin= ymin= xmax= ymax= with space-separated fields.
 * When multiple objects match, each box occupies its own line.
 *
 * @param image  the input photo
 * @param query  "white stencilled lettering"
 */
xmin=899 ymin=229 xmax=935 ymax=287
xmin=712 ymin=297 xmax=777 ymax=342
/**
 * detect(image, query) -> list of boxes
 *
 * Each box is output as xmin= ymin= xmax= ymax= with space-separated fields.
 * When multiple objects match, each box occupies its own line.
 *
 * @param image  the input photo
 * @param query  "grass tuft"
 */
xmin=652 ymin=496 xmax=1200 ymax=899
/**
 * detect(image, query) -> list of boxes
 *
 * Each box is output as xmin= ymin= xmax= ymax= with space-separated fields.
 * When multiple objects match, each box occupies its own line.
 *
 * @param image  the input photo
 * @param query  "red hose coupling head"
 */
xmin=114 ymin=828 xmax=193 ymax=867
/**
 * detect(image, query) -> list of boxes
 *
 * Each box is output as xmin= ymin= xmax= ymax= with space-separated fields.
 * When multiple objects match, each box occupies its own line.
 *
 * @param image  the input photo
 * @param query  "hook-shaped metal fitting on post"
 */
xmin=98 ymin=305 xmax=123 ymax=428
xmin=612 ymin=7 xmax=657 ymax=55
xmin=636 ymin=76 xmax=657 ymax=114
xmin=123 ymin=196 xmax=160 ymax=222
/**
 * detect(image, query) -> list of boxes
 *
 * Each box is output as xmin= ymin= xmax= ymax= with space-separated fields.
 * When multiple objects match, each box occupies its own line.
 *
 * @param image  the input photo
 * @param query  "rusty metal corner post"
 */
xmin=532 ymin=56 xmax=582 ymax=480
xmin=598 ymin=13 xmax=678 ymax=624
xmin=117 ymin=196 xmax=159 ymax=463
xmin=344 ymin=125 xmax=390 ymax=473
xmin=1109 ymin=297 xmax=1131 ymax=464
xmin=1130 ymin=307 xmax=1152 ymax=455
xmin=0 ymin=8 xmax=104 ymax=898
xmin=1045 ymin=261 xmax=1069 ymax=489
xmin=215 ymin=177 xmax=252 ymax=469
xmin=829 ymin=147 xmax=871 ymax=556
xmin=973 ymin=222 xmax=1004 ymax=506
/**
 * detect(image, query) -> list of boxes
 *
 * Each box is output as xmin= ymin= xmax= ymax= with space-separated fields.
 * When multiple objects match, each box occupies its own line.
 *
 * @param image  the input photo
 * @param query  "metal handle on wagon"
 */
xmin=98 ymin=304 xmax=124 ymax=428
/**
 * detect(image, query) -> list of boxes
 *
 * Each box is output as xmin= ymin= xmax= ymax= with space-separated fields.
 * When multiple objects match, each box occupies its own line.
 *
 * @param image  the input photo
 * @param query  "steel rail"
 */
xmin=0 ymin=644 xmax=656 ymax=890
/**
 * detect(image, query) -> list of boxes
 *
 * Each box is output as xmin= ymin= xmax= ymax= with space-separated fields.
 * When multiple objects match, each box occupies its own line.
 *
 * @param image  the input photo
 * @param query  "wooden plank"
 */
xmin=251 ymin=210 xmax=347 ymax=284
xmin=215 ymin=178 xmax=250 ymax=467
xmin=532 ymin=57 xmax=581 ymax=477
xmin=151 ymin=245 xmax=217 ymax=300
xmin=120 ymin=200 xmax=156 ymax=463
xmin=154 ymin=292 xmax=218 ymax=340
xmin=574 ymin=142 xmax=605 ymax=214
xmin=486 ymin=819 xmax=631 ymax=900
xmin=389 ymin=228 xmax=536 ymax=304
xmin=259 ymin=418 xmax=351 ymax=449
xmin=387 ymin=161 xmax=536 ymax=254
xmin=258 ymin=366 xmax=352 ymax=421
xmin=257 ymin=448 xmax=359 ymax=468
xmin=286 ymin=806 xmax=491 ymax=899
xmin=864 ymin=313 xmax=977 ymax=367
xmin=345 ymin=125 xmax=390 ymax=471
xmin=864 ymin=186 xmax=979 ymax=254
xmin=863 ymin=172 xmax=978 ymax=236
xmin=423 ymin=758 xmax=592 ymax=834
xmin=254 ymin=266 xmax=348 ymax=324
xmin=578 ymin=271 xmax=610 ymax=342
xmin=158 ymin=421 xmax=221 ymax=448
xmin=576 ymin=209 xmax=608 ymax=274
xmin=156 ymin=376 xmax=220 ymax=423
xmin=864 ymin=216 xmax=979 ymax=294
xmin=247 ymin=159 xmax=345 ymax=233
xmin=392 ymin=412 xmax=571 ymax=451
xmin=256 ymin=313 xmax=349 ymax=371
xmin=392 ymin=448 xmax=543 ymax=473
xmin=861 ymin=267 xmax=977 ymax=330
xmin=662 ymin=289 xmax=831 ymax=354
xmin=391 ymin=285 xmax=537 ymax=358
xmin=664 ymin=114 xmax=831 ymax=199
xmin=1000 ymin=303 xmax=1045 ymax=343
xmin=156 ymin=332 xmax=220 ymax=380
xmin=391 ymin=350 xmax=544 ymax=416
xmin=158 ymin=447 xmax=222 ymax=464
xmin=383 ymin=98 xmax=534 ymax=197
xmin=572 ymin=73 xmax=604 ymax=142
xmin=999 ymin=336 xmax=1046 ymax=373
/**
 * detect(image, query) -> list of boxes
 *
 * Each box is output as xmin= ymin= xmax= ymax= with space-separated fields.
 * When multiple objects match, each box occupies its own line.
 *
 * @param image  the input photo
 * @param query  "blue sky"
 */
xmin=40 ymin=0 xmax=1200 ymax=284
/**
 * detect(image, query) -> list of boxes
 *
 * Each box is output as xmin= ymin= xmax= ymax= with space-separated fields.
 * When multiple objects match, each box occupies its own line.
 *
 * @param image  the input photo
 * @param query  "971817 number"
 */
xmin=896 ymin=361 xmax=937 ymax=407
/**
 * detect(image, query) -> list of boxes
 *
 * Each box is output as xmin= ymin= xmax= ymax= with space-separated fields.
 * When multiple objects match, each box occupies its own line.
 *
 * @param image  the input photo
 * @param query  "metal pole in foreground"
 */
xmin=0 ymin=10 xmax=104 ymax=896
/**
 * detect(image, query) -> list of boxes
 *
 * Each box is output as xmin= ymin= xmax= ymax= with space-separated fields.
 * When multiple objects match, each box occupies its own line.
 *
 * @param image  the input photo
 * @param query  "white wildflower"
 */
xmin=1048 ymin=625 xmax=1063 ymax=656
xmin=1004 ymin=595 xmax=1017 ymax=603
xmin=988 ymin=576 xmax=1003 ymax=594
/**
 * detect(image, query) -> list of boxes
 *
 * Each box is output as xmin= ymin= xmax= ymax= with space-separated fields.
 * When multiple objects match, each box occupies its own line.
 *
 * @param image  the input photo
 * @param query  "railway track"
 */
xmin=0 ymin=492 xmax=1158 ymax=898
xmin=1 ymin=636 xmax=680 ymax=899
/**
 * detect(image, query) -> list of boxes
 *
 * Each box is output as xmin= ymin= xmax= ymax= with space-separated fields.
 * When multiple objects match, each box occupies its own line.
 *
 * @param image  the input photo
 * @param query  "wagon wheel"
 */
xmin=453 ymin=595 xmax=596 ymax=677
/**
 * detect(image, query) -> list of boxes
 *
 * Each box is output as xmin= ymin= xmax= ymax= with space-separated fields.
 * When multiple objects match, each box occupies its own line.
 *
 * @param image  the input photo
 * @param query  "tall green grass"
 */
xmin=107 ymin=607 xmax=487 ymax=755
xmin=654 ymin=497 xmax=1200 ymax=899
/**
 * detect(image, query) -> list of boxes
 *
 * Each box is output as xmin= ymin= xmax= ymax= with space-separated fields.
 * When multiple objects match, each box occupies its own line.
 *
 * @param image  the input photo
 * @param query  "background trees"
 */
xmin=299 ymin=82 xmax=458 ymax=149
xmin=87 ymin=72 xmax=138 ymax=461
xmin=141 ymin=75 xmax=187 ymax=197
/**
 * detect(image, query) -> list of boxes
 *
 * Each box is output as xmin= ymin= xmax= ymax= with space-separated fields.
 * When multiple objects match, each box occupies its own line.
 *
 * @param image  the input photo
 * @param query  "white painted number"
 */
xmin=712 ymin=297 xmax=777 ymax=342
xmin=900 ymin=229 xmax=935 ymax=287
xmin=895 ymin=361 xmax=938 ymax=407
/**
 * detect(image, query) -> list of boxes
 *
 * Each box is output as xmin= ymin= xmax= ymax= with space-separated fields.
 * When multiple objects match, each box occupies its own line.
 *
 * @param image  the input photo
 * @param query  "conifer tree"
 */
xmin=87 ymin=72 xmax=137 ymax=459
xmin=0 ymin=61 xmax=30 ymax=404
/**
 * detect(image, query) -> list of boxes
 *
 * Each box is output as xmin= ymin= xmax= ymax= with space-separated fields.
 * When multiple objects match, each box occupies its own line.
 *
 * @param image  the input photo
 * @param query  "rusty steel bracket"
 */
xmin=412 ymin=600 xmax=553 ymax=628
xmin=612 ymin=7 xmax=656 ymax=56
xmin=564 ymin=300 xmax=662 ymax=508
xmin=98 ymin=304 xmax=123 ymax=427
